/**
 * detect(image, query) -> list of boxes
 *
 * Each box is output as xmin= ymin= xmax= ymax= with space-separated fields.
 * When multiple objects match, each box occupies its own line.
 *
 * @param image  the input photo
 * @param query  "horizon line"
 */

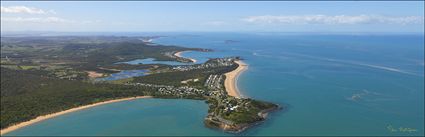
xmin=1 ymin=31 xmax=424 ymax=34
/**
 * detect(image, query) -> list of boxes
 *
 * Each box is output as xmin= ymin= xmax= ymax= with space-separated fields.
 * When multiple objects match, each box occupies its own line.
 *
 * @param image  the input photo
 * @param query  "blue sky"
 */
xmin=1 ymin=1 xmax=424 ymax=33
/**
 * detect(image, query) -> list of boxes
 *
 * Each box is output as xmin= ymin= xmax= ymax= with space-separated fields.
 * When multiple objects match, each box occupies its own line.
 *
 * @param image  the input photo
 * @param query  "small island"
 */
xmin=0 ymin=36 xmax=280 ymax=135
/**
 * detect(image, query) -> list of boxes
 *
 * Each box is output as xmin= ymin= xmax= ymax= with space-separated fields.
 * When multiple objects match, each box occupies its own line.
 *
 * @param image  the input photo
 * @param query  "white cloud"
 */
xmin=202 ymin=21 xmax=227 ymax=26
xmin=242 ymin=15 xmax=424 ymax=25
xmin=2 ymin=17 xmax=70 ymax=23
xmin=1 ymin=6 xmax=55 ymax=14
xmin=1 ymin=17 xmax=100 ymax=24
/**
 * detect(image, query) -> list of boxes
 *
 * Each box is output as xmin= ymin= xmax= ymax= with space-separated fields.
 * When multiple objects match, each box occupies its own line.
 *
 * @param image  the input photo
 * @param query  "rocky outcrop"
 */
xmin=204 ymin=105 xmax=281 ymax=133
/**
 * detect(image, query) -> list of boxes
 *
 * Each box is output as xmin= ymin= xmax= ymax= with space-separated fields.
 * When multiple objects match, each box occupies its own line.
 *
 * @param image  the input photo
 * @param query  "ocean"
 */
xmin=5 ymin=32 xmax=424 ymax=136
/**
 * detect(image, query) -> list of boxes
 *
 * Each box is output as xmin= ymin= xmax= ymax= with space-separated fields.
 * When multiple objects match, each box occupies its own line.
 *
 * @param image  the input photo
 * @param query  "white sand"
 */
xmin=174 ymin=51 xmax=197 ymax=63
xmin=224 ymin=60 xmax=248 ymax=98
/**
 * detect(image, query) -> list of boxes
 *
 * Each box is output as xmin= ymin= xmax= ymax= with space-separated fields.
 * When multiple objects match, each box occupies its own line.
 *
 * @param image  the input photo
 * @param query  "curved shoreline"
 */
xmin=0 ymin=96 xmax=152 ymax=135
xmin=174 ymin=51 xmax=197 ymax=63
xmin=224 ymin=60 xmax=248 ymax=98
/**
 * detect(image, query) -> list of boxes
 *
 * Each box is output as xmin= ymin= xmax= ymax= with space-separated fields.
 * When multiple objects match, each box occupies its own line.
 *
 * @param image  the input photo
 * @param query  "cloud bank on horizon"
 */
xmin=242 ymin=15 xmax=424 ymax=25
xmin=1 ymin=2 xmax=424 ymax=32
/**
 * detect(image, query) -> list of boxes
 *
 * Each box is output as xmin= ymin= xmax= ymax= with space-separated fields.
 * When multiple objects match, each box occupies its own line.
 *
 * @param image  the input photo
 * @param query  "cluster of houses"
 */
xmin=127 ymin=80 xmax=248 ymax=114
xmin=220 ymin=97 xmax=250 ymax=112
xmin=157 ymin=86 xmax=208 ymax=97
xmin=201 ymin=74 xmax=256 ymax=118
xmin=126 ymin=82 xmax=171 ymax=88
xmin=202 ymin=74 xmax=249 ymax=114
xmin=172 ymin=57 xmax=238 ymax=71
xmin=124 ymin=57 xmax=261 ymax=124
xmin=204 ymin=74 xmax=224 ymax=90
xmin=127 ymin=82 xmax=209 ymax=98
xmin=213 ymin=94 xmax=243 ymax=112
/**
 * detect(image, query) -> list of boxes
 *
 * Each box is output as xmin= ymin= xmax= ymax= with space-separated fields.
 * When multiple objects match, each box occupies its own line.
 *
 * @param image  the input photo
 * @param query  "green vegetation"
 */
xmin=133 ymin=65 xmax=237 ymax=88
xmin=109 ymin=78 xmax=135 ymax=84
xmin=1 ymin=36 xmax=279 ymax=133
xmin=222 ymin=99 xmax=277 ymax=124
xmin=1 ymin=36 xmax=201 ymax=80
xmin=0 ymin=68 xmax=158 ymax=129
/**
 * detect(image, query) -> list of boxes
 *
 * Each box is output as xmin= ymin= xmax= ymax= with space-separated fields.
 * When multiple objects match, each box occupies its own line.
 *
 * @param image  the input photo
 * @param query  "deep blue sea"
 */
xmin=6 ymin=33 xmax=424 ymax=136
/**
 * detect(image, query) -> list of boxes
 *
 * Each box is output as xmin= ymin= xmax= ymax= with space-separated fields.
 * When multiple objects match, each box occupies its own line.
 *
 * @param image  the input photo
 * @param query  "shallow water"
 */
xmin=121 ymin=58 xmax=199 ymax=66
xmin=96 ymin=69 xmax=149 ymax=81
xmin=5 ymin=99 xmax=228 ymax=136
xmin=6 ymin=33 xmax=424 ymax=136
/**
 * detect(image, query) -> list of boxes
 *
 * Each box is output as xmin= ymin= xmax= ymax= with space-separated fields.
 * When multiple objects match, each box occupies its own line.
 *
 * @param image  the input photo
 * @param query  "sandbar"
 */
xmin=174 ymin=51 xmax=197 ymax=63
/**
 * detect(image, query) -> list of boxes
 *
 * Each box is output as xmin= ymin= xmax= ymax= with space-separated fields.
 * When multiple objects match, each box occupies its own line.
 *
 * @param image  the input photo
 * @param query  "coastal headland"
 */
xmin=202 ymin=59 xmax=280 ymax=133
xmin=1 ymin=36 xmax=279 ymax=135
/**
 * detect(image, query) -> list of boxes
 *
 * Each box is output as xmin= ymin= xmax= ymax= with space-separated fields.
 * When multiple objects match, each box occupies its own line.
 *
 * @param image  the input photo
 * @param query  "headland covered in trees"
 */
xmin=0 ymin=36 xmax=281 ymax=135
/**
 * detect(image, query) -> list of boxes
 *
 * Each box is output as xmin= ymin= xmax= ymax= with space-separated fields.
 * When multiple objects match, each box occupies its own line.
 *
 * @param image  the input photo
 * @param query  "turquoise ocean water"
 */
xmin=5 ymin=33 xmax=424 ymax=136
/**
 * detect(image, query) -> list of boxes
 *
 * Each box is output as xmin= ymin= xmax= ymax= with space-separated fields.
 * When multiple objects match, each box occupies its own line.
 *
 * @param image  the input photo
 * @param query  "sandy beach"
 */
xmin=224 ymin=60 xmax=248 ymax=98
xmin=174 ymin=51 xmax=197 ymax=63
xmin=86 ymin=71 xmax=103 ymax=78
xmin=0 ymin=96 xmax=152 ymax=135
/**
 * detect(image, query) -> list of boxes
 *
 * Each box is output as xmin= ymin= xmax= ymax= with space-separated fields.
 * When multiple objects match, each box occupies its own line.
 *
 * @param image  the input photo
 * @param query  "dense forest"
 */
xmin=0 ymin=68 xmax=158 ymax=129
